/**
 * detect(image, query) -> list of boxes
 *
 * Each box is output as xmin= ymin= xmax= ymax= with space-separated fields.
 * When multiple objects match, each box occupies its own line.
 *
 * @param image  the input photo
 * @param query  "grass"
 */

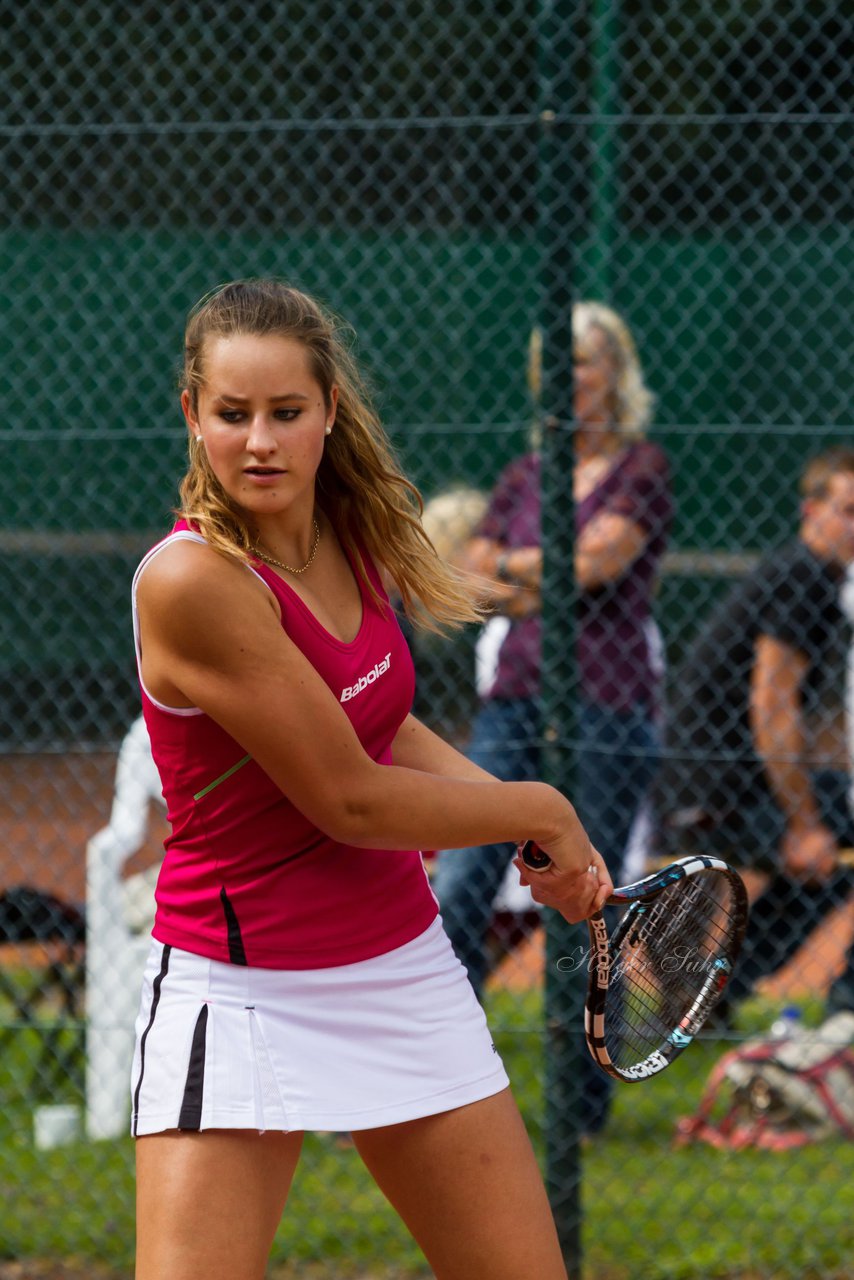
xmin=1 ymin=987 xmax=853 ymax=1278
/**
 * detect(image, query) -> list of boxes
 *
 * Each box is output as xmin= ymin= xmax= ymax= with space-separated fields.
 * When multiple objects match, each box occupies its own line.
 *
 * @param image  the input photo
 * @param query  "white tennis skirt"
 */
xmin=130 ymin=916 xmax=509 ymax=1137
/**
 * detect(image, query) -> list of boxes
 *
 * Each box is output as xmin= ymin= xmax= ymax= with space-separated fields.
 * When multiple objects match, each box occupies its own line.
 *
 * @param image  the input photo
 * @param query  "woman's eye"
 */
xmin=219 ymin=410 xmax=243 ymax=423
xmin=274 ymin=408 xmax=300 ymax=421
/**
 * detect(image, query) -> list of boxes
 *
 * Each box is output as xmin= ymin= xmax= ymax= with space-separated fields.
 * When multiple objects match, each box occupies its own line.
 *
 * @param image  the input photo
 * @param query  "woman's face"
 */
xmin=573 ymin=324 xmax=618 ymax=430
xmin=183 ymin=333 xmax=337 ymax=518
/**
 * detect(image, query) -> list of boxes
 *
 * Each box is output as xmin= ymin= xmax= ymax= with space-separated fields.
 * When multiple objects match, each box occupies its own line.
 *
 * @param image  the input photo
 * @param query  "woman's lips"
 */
xmin=243 ymin=467 xmax=286 ymax=485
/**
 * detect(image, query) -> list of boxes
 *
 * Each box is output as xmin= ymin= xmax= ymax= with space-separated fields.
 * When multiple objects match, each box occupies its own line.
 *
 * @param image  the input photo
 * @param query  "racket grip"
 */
xmin=520 ymin=840 xmax=552 ymax=871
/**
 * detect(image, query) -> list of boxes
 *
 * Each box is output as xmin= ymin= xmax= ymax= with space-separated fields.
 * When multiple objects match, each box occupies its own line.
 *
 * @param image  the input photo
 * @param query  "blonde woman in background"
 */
xmin=433 ymin=301 xmax=673 ymax=1136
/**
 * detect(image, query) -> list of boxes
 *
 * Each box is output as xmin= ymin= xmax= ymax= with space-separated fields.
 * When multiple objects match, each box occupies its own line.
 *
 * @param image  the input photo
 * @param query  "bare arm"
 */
xmin=136 ymin=542 xmax=611 ymax=916
xmin=460 ymin=537 xmax=540 ymax=617
xmin=575 ymin=511 xmax=648 ymax=590
xmin=461 ymin=512 xmax=648 ymax=605
xmin=750 ymin=633 xmax=837 ymax=880
xmin=391 ymin=714 xmax=496 ymax=782
xmin=390 ymin=714 xmax=615 ymax=918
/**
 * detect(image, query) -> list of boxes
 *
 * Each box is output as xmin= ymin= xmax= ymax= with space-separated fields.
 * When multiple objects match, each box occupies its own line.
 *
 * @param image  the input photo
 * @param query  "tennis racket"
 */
xmin=521 ymin=842 xmax=749 ymax=1082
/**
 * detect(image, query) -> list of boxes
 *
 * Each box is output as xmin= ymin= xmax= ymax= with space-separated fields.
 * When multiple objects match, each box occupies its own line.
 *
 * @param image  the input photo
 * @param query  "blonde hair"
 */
xmin=528 ymin=302 xmax=655 ymax=437
xmin=179 ymin=278 xmax=481 ymax=632
xmin=421 ymin=487 xmax=489 ymax=564
xmin=573 ymin=302 xmax=654 ymax=436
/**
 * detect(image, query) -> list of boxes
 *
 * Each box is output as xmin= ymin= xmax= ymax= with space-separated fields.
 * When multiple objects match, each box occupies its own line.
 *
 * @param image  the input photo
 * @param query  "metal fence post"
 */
xmin=538 ymin=4 xmax=584 ymax=1276
xmin=587 ymin=0 xmax=620 ymax=300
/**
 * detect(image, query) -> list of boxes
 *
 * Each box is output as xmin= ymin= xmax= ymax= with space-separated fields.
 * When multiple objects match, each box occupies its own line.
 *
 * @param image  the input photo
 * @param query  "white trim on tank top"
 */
xmin=132 ymin=529 xmax=271 ymax=717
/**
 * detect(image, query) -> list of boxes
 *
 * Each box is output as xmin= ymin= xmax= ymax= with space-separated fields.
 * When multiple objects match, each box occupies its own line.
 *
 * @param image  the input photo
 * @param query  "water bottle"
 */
xmin=769 ymin=1005 xmax=803 ymax=1040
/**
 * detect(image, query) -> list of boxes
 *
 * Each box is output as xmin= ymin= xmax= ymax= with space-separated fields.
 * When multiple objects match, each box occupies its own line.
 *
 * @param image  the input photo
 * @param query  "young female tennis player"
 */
xmin=130 ymin=278 xmax=611 ymax=1280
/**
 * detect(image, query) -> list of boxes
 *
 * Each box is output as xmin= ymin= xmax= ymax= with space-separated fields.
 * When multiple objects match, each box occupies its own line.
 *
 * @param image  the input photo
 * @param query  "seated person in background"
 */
xmin=655 ymin=446 xmax=854 ymax=1014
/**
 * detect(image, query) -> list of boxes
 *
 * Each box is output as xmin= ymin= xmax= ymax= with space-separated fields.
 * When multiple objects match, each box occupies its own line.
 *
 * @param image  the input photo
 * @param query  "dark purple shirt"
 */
xmin=478 ymin=442 xmax=673 ymax=710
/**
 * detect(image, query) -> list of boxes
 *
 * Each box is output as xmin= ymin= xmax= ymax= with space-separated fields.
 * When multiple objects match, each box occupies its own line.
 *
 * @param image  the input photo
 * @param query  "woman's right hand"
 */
xmin=513 ymin=840 xmax=612 ymax=922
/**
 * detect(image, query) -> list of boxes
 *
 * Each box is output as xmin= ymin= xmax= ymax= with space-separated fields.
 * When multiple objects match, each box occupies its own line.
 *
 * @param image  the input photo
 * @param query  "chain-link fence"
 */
xmin=2 ymin=2 xmax=853 ymax=1276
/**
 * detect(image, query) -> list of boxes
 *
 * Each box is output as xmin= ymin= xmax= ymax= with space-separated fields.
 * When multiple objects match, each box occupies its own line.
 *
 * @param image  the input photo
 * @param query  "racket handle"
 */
xmin=520 ymin=840 xmax=552 ymax=871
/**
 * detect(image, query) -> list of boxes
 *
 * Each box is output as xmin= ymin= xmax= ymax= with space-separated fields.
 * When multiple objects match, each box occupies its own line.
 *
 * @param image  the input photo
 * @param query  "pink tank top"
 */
xmin=132 ymin=523 xmax=438 ymax=969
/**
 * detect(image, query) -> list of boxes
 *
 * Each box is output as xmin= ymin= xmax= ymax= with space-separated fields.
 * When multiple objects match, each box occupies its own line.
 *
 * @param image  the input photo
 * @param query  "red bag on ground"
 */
xmin=675 ymin=1012 xmax=854 ymax=1150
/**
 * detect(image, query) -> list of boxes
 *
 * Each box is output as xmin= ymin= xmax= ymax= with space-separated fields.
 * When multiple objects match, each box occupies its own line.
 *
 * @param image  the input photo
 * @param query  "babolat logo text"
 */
xmin=590 ymin=915 xmax=610 ymax=989
xmin=340 ymin=653 xmax=392 ymax=702
xmin=620 ymin=1050 xmax=670 ymax=1080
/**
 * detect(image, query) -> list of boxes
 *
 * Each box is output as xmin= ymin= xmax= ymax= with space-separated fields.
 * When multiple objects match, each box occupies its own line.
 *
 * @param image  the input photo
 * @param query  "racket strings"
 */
xmin=604 ymin=873 xmax=740 ymax=1070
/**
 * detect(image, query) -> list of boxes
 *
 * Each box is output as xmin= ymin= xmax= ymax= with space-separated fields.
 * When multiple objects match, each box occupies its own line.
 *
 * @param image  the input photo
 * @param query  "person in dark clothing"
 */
xmin=655 ymin=446 xmax=854 ymax=1013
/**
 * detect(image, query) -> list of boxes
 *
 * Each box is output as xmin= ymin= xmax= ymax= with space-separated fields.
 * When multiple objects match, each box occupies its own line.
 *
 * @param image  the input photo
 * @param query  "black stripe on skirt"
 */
xmin=131 ymin=943 xmax=172 ymax=1137
xmin=178 ymin=1004 xmax=209 ymax=1130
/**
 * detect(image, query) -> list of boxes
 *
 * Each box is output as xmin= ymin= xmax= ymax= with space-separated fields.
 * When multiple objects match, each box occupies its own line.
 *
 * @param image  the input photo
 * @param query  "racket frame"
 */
xmin=586 ymin=854 xmax=748 ymax=1081
xmin=518 ymin=843 xmax=748 ymax=1082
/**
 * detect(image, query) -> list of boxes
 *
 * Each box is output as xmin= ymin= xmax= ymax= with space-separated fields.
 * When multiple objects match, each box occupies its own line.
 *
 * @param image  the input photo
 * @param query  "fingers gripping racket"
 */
xmin=521 ymin=843 xmax=749 ymax=1082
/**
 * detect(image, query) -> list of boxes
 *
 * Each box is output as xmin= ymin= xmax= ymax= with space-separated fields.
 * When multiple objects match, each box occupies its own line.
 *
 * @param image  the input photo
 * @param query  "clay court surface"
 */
xmin=0 ymin=752 xmax=165 ymax=907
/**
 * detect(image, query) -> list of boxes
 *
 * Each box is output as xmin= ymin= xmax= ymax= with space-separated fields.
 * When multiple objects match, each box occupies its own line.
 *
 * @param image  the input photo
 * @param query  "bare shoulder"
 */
xmin=137 ymin=538 xmax=278 ymax=638
xmin=139 ymin=536 xmax=238 ymax=590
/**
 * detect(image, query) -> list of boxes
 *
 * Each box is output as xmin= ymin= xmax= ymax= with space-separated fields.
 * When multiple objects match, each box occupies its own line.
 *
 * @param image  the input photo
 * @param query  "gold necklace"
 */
xmin=254 ymin=519 xmax=321 ymax=574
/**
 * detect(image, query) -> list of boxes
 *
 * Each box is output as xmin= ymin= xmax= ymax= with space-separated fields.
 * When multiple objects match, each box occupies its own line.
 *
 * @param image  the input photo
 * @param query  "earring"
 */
xmin=195 ymin=435 xmax=202 ymax=441
xmin=324 ymin=426 xmax=332 ymax=435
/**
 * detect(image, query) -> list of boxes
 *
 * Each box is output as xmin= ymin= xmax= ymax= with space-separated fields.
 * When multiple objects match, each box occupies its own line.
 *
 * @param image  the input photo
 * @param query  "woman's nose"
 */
xmin=247 ymin=416 xmax=277 ymax=452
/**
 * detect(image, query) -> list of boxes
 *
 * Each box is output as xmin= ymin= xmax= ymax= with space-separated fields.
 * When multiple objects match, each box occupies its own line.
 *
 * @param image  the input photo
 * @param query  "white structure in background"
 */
xmin=85 ymin=715 xmax=164 ymax=1140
